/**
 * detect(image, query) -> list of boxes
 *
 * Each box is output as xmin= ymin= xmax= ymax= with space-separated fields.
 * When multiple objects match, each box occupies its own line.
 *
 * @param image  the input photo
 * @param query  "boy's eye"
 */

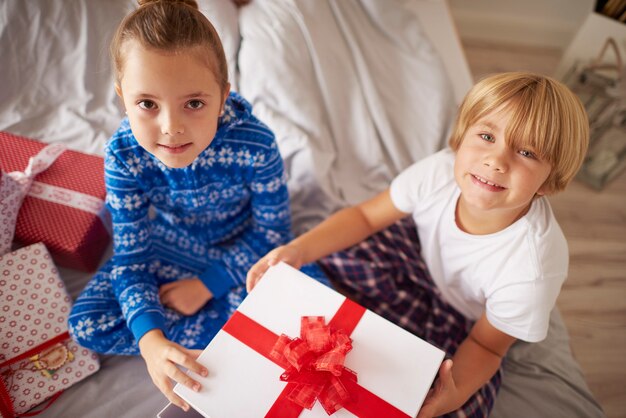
xmin=519 ymin=149 xmax=536 ymax=159
xmin=138 ymin=100 xmax=157 ymax=110
xmin=186 ymin=100 xmax=204 ymax=110
xmin=479 ymin=133 xmax=494 ymax=142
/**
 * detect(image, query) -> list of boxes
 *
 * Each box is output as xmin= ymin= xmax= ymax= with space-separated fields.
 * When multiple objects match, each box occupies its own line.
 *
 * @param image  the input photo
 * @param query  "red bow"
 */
xmin=269 ymin=316 xmax=357 ymax=415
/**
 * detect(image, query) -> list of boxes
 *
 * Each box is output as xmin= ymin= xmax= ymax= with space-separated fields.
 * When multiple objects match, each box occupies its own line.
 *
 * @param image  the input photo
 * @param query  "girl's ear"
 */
xmin=219 ymin=83 xmax=231 ymax=116
xmin=114 ymin=84 xmax=127 ymax=115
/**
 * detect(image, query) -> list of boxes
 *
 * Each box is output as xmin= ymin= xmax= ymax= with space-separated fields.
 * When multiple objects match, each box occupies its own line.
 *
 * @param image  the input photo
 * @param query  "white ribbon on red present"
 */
xmin=1 ymin=143 xmax=111 ymax=251
xmin=0 ymin=143 xmax=103 ymax=417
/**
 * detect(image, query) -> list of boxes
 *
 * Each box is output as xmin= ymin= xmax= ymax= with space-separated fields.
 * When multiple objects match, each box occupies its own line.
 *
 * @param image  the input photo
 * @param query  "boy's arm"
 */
xmin=418 ymin=314 xmax=516 ymax=417
xmin=247 ymin=188 xmax=408 ymax=290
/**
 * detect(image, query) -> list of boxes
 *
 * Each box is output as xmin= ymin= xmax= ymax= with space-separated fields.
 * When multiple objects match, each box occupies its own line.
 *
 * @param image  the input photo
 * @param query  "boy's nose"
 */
xmin=483 ymin=150 xmax=509 ymax=173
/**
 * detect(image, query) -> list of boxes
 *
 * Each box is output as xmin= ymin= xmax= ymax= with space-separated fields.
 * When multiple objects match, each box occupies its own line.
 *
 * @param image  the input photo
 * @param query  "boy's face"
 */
xmin=116 ymin=42 xmax=229 ymax=169
xmin=454 ymin=105 xmax=551 ymax=230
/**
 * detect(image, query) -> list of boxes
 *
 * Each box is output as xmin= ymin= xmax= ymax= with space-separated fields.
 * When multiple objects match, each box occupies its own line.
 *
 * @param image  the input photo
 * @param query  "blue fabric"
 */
xmin=69 ymin=92 xmax=327 ymax=351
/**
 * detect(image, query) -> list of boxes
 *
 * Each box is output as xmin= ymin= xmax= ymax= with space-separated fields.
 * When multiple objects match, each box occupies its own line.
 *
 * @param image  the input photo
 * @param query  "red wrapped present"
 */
xmin=0 ymin=171 xmax=100 ymax=417
xmin=0 ymin=132 xmax=110 ymax=272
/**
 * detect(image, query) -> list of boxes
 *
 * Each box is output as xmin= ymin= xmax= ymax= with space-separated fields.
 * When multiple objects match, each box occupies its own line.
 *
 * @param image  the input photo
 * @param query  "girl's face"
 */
xmin=116 ymin=42 xmax=229 ymax=169
xmin=453 ymin=105 xmax=552 ymax=233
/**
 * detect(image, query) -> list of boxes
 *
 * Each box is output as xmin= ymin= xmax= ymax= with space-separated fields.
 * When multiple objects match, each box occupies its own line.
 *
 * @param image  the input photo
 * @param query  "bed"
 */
xmin=0 ymin=1 xmax=606 ymax=417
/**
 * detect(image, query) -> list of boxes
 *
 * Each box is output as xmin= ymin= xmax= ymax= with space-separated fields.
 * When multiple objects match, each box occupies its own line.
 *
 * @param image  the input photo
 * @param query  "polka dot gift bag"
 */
xmin=0 ymin=145 xmax=100 ymax=417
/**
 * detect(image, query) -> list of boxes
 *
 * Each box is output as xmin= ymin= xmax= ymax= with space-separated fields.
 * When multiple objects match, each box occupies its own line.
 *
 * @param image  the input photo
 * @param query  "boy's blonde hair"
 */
xmin=110 ymin=0 xmax=229 ymax=94
xmin=449 ymin=72 xmax=589 ymax=193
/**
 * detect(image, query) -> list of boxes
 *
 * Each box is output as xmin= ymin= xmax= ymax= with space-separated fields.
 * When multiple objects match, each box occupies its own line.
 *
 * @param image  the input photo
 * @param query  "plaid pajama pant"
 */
xmin=318 ymin=217 xmax=501 ymax=418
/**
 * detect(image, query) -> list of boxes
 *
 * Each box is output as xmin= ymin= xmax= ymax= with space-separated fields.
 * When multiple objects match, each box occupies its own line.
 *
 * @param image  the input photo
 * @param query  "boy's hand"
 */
xmin=416 ymin=359 xmax=460 ymax=418
xmin=139 ymin=329 xmax=208 ymax=412
xmin=159 ymin=278 xmax=213 ymax=316
xmin=246 ymin=245 xmax=302 ymax=292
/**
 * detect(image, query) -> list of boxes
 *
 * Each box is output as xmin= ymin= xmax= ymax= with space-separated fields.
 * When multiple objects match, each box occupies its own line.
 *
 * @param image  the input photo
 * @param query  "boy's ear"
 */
xmin=536 ymin=183 xmax=552 ymax=197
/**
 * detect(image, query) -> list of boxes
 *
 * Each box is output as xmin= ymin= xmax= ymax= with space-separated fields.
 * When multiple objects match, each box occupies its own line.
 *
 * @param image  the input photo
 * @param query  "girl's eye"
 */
xmin=479 ymin=133 xmax=494 ymax=142
xmin=519 ymin=149 xmax=537 ymax=159
xmin=138 ymin=100 xmax=157 ymax=110
xmin=186 ymin=100 xmax=204 ymax=110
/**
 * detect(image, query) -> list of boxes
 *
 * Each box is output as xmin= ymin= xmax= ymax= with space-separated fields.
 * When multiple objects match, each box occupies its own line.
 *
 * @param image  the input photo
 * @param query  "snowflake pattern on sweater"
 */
xmin=104 ymin=92 xmax=292 ymax=341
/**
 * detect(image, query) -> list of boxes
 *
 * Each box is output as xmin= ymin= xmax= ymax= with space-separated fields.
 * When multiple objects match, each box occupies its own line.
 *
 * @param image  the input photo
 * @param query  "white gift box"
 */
xmin=173 ymin=262 xmax=444 ymax=418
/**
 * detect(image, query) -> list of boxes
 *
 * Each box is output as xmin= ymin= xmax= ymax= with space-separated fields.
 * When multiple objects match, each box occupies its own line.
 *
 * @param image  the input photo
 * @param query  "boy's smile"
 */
xmin=116 ymin=42 xmax=229 ymax=169
xmin=453 ymin=104 xmax=552 ymax=234
xmin=470 ymin=174 xmax=506 ymax=191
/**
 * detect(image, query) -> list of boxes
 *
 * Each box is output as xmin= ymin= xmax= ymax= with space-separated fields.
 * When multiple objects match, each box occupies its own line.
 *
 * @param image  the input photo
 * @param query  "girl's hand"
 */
xmin=246 ymin=245 xmax=302 ymax=292
xmin=417 ymin=360 xmax=460 ymax=418
xmin=159 ymin=278 xmax=213 ymax=316
xmin=139 ymin=330 xmax=208 ymax=412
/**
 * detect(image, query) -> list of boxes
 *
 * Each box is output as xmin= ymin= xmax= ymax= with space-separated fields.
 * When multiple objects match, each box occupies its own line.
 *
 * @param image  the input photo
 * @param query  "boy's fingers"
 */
xmin=246 ymin=264 xmax=265 ymax=292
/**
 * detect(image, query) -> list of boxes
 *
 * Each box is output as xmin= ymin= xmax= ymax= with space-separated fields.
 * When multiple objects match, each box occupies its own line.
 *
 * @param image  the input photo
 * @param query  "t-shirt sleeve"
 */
xmin=486 ymin=274 xmax=565 ymax=342
xmin=486 ymin=216 xmax=569 ymax=342
xmin=389 ymin=163 xmax=418 ymax=213
xmin=390 ymin=148 xmax=455 ymax=213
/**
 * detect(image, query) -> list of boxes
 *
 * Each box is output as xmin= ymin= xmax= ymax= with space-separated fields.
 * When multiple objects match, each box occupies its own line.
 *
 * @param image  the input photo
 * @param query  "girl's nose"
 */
xmin=160 ymin=111 xmax=184 ymax=136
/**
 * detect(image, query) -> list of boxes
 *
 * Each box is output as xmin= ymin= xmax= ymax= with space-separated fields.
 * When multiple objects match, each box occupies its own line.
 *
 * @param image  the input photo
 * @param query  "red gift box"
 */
xmin=0 ymin=132 xmax=110 ymax=272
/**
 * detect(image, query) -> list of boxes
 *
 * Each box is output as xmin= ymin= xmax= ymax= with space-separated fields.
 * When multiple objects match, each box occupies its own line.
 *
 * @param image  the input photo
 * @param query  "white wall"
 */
xmin=448 ymin=0 xmax=595 ymax=49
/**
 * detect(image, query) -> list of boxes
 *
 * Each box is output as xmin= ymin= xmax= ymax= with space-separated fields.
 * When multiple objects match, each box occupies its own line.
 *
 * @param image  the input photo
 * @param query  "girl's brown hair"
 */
xmin=110 ymin=0 xmax=228 ymax=93
xmin=449 ymin=72 xmax=589 ymax=193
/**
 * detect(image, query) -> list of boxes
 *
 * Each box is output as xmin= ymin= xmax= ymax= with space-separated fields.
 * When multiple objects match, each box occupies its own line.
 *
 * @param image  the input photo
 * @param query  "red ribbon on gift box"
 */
xmin=223 ymin=298 xmax=411 ymax=418
xmin=269 ymin=316 xmax=356 ymax=414
xmin=0 ymin=332 xmax=70 ymax=418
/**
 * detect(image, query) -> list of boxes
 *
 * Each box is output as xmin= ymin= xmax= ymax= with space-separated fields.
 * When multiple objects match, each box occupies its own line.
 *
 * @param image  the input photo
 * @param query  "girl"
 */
xmin=247 ymin=72 xmax=589 ymax=417
xmin=69 ymin=0 xmax=325 ymax=412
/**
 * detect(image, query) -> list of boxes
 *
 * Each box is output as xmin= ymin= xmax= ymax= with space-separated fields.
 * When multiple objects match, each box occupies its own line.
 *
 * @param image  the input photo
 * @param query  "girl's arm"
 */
xmin=247 ymin=189 xmax=407 ymax=290
xmin=417 ymin=314 xmax=516 ymax=417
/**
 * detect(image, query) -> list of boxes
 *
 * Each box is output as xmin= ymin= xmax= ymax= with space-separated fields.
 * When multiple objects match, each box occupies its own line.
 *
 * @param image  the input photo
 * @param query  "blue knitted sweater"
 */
xmin=104 ymin=92 xmax=291 ymax=341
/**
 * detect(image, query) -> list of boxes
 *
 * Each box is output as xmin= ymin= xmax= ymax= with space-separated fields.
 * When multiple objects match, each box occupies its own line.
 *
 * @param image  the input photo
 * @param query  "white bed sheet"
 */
xmin=0 ymin=1 xmax=605 ymax=417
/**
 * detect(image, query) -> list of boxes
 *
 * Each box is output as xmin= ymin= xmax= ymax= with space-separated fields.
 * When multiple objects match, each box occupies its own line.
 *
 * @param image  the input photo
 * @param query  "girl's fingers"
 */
xmin=178 ymin=349 xmax=209 ymax=377
xmin=159 ymin=281 xmax=177 ymax=293
xmin=167 ymin=362 xmax=201 ymax=392
xmin=167 ymin=390 xmax=191 ymax=412
xmin=187 ymin=349 xmax=204 ymax=360
xmin=157 ymin=377 xmax=190 ymax=412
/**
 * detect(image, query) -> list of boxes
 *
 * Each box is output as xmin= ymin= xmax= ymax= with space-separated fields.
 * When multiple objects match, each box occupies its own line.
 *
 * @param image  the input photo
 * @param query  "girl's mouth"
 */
xmin=158 ymin=143 xmax=192 ymax=154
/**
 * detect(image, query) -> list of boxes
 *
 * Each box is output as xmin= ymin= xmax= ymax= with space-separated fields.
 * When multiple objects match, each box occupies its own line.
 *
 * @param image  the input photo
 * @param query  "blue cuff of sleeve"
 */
xmin=199 ymin=261 xmax=234 ymax=299
xmin=130 ymin=311 xmax=167 ymax=343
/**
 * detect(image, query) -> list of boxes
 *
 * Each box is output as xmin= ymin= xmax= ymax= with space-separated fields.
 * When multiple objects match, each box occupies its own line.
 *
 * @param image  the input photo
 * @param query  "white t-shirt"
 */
xmin=390 ymin=148 xmax=568 ymax=342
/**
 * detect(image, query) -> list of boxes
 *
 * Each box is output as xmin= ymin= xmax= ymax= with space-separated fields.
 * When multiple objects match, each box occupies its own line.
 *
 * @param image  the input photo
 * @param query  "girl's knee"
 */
xmin=68 ymin=309 xmax=129 ymax=354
